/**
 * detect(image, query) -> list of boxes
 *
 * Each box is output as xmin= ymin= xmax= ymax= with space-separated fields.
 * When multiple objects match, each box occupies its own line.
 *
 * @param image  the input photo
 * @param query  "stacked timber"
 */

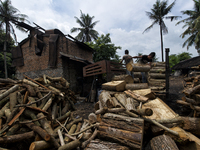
xmin=177 ymin=75 xmax=200 ymax=118
xmin=148 ymin=62 xmax=166 ymax=93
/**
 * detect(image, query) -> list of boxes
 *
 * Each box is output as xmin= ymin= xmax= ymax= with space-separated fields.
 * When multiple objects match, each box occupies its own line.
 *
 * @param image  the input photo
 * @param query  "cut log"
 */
xmin=125 ymin=97 xmax=135 ymax=112
xmin=149 ymin=68 xmax=165 ymax=73
xmin=102 ymin=80 xmax=126 ymax=92
xmin=148 ymin=73 xmax=166 ymax=79
xmin=0 ymin=85 xmax=19 ymax=101
xmin=37 ymin=113 xmax=54 ymax=135
xmin=0 ymin=131 xmax=35 ymax=144
xmin=176 ymin=100 xmax=200 ymax=111
xmin=125 ymin=83 xmax=148 ymax=90
xmin=132 ymin=89 xmax=155 ymax=99
xmin=29 ymin=140 xmax=53 ymax=150
xmin=183 ymin=84 xmax=200 ymax=96
xmin=99 ymin=90 xmax=114 ymax=108
xmin=166 ymin=127 xmax=200 ymax=150
xmin=26 ymin=122 xmax=51 ymax=141
xmin=112 ymin=74 xmax=134 ymax=83
xmin=124 ymin=90 xmax=149 ymax=103
xmin=97 ymin=130 xmax=141 ymax=150
xmin=88 ymin=113 xmax=97 ymax=124
xmin=134 ymin=78 xmax=141 ymax=83
xmin=145 ymin=134 xmax=179 ymax=150
xmin=114 ymin=93 xmax=127 ymax=107
xmin=64 ymin=124 xmax=76 ymax=142
xmin=9 ymin=92 xmax=17 ymax=111
xmin=126 ymin=62 xmax=150 ymax=72
xmin=85 ymin=139 xmax=129 ymax=150
xmin=111 ymin=97 xmax=123 ymax=108
xmin=134 ymin=72 xmax=142 ymax=79
xmin=142 ymin=98 xmax=177 ymax=120
xmin=182 ymin=96 xmax=197 ymax=105
xmin=58 ymin=139 xmax=81 ymax=150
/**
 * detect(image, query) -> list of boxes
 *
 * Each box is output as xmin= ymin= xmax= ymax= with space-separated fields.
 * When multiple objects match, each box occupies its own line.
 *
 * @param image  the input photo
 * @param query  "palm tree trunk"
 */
xmin=3 ymin=21 xmax=8 ymax=79
xmin=160 ymin=25 xmax=164 ymax=62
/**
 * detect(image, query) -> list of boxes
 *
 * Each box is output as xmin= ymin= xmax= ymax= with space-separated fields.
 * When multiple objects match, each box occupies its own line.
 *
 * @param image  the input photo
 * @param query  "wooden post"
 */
xmin=165 ymin=48 xmax=170 ymax=100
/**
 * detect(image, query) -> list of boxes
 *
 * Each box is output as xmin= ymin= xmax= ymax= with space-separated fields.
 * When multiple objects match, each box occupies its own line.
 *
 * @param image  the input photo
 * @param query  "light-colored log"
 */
xmin=114 ymin=93 xmax=127 ymax=107
xmin=29 ymin=140 xmax=53 ymax=150
xmin=124 ymin=90 xmax=149 ymax=103
xmin=0 ymin=85 xmax=19 ymax=100
xmin=102 ymin=80 xmax=126 ymax=92
xmin=99 ymin=90 xmax=114 ymax=108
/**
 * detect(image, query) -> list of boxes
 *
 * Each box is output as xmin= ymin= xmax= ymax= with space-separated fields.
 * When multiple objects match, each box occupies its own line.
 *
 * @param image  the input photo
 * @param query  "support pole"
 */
xmin=165 ymin=48 xmax=170 ymax=100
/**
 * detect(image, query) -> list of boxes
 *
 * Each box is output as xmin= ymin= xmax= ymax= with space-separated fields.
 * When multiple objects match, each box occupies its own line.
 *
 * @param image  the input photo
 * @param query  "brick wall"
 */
xmin=15 ymin=31 xmax=93 ymax=94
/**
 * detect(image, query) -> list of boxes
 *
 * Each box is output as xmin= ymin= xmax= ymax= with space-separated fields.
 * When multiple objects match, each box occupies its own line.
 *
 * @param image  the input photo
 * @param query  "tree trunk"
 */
xmin=125 ymin=83 xmax=148 ymax=90
xmin=112 ymin=74 xmax=134 ymax=83
xmin=102 ymin=81 xmax=126 ymax=92
xmin=125 ymin=97 xmax=136 ymax=112
xmin=131 ymin=64 xmax=151 ymax=72
xmin=145 ymin=135 xmax=178 ymax=150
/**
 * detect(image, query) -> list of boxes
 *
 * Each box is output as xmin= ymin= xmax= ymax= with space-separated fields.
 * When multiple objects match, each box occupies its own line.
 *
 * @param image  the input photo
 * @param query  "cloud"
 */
xmin=11 ymin=0 xmax=199 ymax=61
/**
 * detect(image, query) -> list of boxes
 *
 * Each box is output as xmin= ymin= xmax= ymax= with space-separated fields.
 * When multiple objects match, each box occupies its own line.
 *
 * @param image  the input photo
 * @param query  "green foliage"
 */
xmin=0 ymin=0 xmax=30 ymax=42
xmin=176 ymin=0 xmax=200 ymax=50
xmin=169 ymin=52 xmax=192 ymax=68
xmin=71 ymin=10 xmax=99 ymax=42
xmin=86 ymin=33 xmax=121 ymax=62
xmin=144 ymin=0 xmax=180 ymax=61
xmin=0 ymin=31 xmax=15 ymax=78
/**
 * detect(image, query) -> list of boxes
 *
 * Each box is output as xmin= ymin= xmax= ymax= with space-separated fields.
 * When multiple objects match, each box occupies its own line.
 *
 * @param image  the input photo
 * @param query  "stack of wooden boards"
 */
xmin=148 ymin=62 xmax=166 ymax=93
xmin=177 ymin=74 xmax=200 ymax=117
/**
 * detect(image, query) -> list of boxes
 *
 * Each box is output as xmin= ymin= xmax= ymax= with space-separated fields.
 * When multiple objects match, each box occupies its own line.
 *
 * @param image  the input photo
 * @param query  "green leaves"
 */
xmin=169 ymin=52 xmax=192 ymax=68
xmin=86 ymin=33 xmax=121 ymax=62
xmin=71 ymin=10 xmax=99 ymax=42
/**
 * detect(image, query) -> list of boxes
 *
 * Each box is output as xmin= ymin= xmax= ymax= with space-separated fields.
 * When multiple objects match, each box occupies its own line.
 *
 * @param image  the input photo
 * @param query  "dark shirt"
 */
xmin=140 ymin=55 xmax=152 ymax=64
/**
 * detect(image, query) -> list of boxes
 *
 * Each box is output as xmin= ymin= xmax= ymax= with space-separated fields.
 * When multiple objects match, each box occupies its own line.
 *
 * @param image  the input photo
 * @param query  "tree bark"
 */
xmin=183 ymin=84 xmax=200 ymax=96
xmin=58 ymin=139 xmax=81 ymax=150
xmin=124 ymin=90 xmax=149 ymax=103
xmin=85 ymin=139 xmax=129 ymax=150
xmin=114 ymin=93 xmax=127 ymax=107
xmin=0 ymin=131 xmax=35 ymax=144
xmin=148 ymin=73 xmax=165 ymax=79
xmin=145 ymin=135 xmax=179 ymax=150
xmin=26 ymin=122 xmax=51 ymax=141
xmin=0 ymin=85 xmax=19 ymax=100
xmin=125 ymin=83 xmax=148 ymax=90
xmin=29 ymin=140 xmax=53 ymax=150
xmin=99 ymin=90 xmax=114 ymax=108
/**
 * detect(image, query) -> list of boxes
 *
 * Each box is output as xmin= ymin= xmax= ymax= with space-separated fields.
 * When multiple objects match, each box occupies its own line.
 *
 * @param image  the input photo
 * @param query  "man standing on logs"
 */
xmin=119 ymin=50 xmax=134 ymax=79
xmin=132 ymin=52 xmax=155 ymax=83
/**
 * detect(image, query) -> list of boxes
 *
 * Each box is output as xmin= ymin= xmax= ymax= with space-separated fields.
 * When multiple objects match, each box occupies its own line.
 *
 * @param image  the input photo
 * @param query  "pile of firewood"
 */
xmin=177 ymin=75 xmax=200 ymax=117
xmin=0 ymin=75 xmax=86 ymax=150
xmin=148 ymin=62 xmax=166 ymax=93
xmin=91 ymin=76 xmax=200 ymax=150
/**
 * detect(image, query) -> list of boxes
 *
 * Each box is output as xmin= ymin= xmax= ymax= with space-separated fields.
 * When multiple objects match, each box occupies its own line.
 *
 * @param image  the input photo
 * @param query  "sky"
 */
xmin=11 ymin=0 xmax=199 ymax=62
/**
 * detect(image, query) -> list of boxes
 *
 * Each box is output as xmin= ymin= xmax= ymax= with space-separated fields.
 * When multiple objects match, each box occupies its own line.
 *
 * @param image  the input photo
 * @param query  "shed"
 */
xmin=171 ymin=56 xmax=200 ymax=75
xmin=12 ymin=23 xmax=94 ymax=95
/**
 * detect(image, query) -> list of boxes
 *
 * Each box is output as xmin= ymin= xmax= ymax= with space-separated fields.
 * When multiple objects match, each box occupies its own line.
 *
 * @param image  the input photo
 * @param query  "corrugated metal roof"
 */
xmin=171 ymin=56 xmax=200 ymax=70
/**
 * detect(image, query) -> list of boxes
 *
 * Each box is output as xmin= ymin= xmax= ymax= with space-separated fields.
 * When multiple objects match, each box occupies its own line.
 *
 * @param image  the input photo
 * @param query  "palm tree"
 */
xmin=143 ymin=0 xmax=180 ymax=62
xmin=176 ymin=0 xmax=200 ymax=55
xmin=0 ymin=0 xmax=29 ymax=78
xmin=71 ymin=10 xmax=99 ymax=42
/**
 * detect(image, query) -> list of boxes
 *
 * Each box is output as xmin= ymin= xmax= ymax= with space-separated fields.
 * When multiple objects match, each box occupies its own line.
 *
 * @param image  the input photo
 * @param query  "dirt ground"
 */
xmin=73 ymin=75 xmax=188 ymax=119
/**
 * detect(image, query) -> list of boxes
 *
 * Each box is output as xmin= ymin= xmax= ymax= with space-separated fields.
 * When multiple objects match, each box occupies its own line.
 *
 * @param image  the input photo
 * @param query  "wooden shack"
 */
xmin=11 ymin=23 xmax=94 ymax=95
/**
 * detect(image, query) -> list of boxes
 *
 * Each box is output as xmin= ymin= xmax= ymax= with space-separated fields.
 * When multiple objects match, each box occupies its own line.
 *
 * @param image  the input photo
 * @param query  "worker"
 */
xmin=132 ymin=52 xmax=155 ymax=83
xmin=119 ymin=49 xmax=134 ymax=79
